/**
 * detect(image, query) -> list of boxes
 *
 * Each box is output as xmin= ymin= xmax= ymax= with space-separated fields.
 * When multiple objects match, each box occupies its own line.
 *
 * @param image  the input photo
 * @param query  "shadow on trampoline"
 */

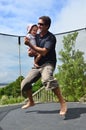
xmin=64 ymin=107 xmax=86 ymax=120
xmin=26 ymin=109 xmax=59 ymax=114
xmin=26 ymin=106 xmax=86 ymax=120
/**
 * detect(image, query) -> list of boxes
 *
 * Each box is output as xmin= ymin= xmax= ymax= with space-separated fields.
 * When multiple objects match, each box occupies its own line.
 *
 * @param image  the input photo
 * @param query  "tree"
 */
xmin=0 ymin=75 xmax=42 ymax=98
xmin=56 ymin=32 xmax=86 ymax=101
xmin=0 ymin=76 xmax=24 ymax=98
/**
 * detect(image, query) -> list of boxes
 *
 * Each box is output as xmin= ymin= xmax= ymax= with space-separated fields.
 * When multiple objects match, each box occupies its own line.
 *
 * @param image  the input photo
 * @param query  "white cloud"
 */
xmin=0 ymin=0 xmax=67 ymax=35
xmin=0 ymin=0 xmax=86 ymax=35
xmin=51 ymin=0 xmax=86 ymax=34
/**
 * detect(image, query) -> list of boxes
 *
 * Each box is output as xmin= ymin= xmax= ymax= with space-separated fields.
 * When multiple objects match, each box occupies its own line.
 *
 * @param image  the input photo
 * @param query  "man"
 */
xmin=21 ymin=16 xmax=67 ymax=115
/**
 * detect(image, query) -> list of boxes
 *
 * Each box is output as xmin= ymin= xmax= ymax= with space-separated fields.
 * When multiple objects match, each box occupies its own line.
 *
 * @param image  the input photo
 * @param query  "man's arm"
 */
xmin=24 ymin=37 xmax=48 ymax=56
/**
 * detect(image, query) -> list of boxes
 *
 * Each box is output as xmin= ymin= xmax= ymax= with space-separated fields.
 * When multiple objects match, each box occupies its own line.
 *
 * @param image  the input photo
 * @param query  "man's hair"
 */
xmin=39 ymin=16 xmax=51 ymax=29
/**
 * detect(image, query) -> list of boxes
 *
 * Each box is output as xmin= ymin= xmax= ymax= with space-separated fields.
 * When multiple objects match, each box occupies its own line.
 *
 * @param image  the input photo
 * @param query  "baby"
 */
xmin=25 ymin=24 xmax=41 ymax=68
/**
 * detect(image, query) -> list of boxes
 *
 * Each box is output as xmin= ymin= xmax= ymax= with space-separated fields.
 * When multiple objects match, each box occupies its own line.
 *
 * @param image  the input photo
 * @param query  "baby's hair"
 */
xmin=27 ymin=24 xmax=38 ymax=33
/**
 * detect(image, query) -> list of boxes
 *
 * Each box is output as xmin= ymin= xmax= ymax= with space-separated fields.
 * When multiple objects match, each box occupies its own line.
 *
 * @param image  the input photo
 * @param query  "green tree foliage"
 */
xmin=32 ymin=79 xmax=42 ymax=93
xmin=56 ymin=32 xmax=86 ymax=101
xmin=0 ymin=76 xmax=24 ymax=98
xmin=0 ymin=75 xmax=42 ymax=100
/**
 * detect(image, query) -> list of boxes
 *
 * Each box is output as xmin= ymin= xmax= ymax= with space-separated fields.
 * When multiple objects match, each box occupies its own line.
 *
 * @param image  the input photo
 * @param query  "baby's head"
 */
xmin=27 ymin=24 xmax=38 ymax=36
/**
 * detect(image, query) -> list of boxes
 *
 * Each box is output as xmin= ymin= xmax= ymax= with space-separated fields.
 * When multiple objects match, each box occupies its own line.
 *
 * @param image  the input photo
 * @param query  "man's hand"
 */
xmin=24 ymin=37 xmax=49 ymax=56
xmin=24 ymin=36 xmax=30 ymax=46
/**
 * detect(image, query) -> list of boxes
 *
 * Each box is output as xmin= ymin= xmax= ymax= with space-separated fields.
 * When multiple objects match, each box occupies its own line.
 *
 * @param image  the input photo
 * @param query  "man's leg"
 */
xmin=21 ymin=68 xmax=41 ymax=109
xmin=41 ymin=64 xmax=67 ymax=115
xmin=22 ymin=89 xmax=35 ymax=109
xmin=52 ymin=87 xmax=67 ymax=115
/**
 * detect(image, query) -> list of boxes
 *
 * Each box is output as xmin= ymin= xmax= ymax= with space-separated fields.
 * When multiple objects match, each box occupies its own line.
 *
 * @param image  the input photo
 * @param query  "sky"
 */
xmin=0 ymin=0 xmax=86 ymax=35
xmin=0 ymin=0 xmax=86 ymax=84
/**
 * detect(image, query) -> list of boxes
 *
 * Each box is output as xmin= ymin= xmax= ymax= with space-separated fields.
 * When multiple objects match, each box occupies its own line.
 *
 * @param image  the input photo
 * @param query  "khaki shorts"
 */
xmin=21 ymin=63 xmax=59 ymax=96
xmin=40 ymin=64 xmax=59 ymax=90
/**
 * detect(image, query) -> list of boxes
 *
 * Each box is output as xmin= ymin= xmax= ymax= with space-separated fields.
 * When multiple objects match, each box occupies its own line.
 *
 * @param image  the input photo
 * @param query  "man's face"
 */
xmin=38 ymin=19 xmax=48 ymax=33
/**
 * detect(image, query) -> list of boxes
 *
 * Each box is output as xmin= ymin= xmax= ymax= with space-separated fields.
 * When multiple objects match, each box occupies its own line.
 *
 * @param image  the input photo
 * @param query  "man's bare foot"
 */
xmin=59 ymin=102 xmax=67 ymax=116
xmin=21 ymin=102 xmax=35 ymax=109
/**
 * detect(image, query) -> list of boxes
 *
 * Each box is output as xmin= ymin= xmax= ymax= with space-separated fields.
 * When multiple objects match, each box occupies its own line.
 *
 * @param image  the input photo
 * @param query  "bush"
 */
xmin=0 ymin=95 xmax=25 ymax=105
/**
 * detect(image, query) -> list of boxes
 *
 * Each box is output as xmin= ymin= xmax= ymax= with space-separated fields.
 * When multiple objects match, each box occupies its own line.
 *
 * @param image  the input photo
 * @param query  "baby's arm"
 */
xmin=24 ymin=36 xmax=38 ymax=57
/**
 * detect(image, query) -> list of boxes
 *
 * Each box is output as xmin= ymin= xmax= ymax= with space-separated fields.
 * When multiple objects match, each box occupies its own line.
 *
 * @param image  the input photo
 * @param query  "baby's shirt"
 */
xmin=26 ymin=33 xmax=36 ymax=45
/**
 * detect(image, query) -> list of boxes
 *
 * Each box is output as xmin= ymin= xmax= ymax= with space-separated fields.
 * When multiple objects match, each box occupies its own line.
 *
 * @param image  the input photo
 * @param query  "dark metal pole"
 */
xmin=18 ymin=36 xmax=22 ymax=96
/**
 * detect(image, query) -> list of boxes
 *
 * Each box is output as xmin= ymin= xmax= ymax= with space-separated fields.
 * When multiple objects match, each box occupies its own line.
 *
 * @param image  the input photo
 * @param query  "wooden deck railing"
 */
xmin=32 ymin=87 xmax=57 ymax=103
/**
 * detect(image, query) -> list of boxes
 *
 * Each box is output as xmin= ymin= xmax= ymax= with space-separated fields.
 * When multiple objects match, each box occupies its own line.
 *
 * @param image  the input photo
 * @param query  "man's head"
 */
xmin=38 ymin=16 xmax=51 ymax=33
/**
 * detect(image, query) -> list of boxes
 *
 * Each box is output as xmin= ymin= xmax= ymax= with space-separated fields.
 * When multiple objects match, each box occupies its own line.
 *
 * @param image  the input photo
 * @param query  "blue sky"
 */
xmin=0 ymin=0 xmax=86 ymax=83
xmin=0 ymin=0 xmax=86 ymax=35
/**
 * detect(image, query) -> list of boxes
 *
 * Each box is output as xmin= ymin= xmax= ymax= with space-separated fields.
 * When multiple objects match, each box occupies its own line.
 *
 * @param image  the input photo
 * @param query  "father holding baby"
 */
xmin=21 ymin=16 xmax=67 ymax=116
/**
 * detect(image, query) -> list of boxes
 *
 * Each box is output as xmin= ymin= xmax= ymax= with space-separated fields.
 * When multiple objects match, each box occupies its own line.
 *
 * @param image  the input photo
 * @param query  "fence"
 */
xmin=0 ymin=28 xmax=86 ymax=86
